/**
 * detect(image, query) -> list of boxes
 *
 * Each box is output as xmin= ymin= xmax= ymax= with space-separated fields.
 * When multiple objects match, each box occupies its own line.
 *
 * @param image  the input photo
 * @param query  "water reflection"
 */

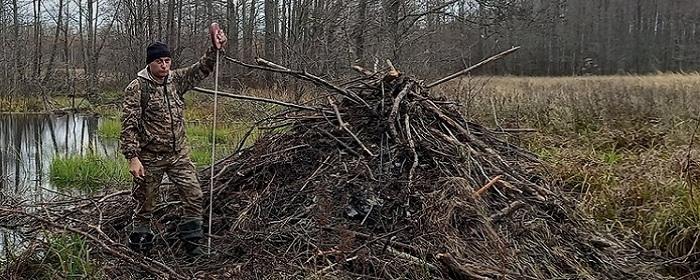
xmin=0 ymin=113 xmax=119 ymax=260
xmin=0 ymin=113 xmax=118 ymax=201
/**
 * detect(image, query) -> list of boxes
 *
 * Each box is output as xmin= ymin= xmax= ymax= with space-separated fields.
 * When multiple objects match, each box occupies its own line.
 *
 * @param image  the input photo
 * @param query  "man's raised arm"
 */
xmin=173 ymin=25 xmax=227 ymax=95
xmin=172 ymin=46 xmax=219 ymax=94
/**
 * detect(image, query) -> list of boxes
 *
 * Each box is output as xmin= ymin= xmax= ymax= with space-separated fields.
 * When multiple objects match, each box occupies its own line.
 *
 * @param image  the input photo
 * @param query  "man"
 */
xmin=120 ymin=29 xmax=227 ymax=257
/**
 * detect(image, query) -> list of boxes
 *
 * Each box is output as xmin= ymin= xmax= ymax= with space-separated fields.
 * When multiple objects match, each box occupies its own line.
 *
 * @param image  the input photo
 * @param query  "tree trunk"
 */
xmin=86 ymin=0 xmax=98 ymax=96
xmin=242 ymin=0 xmax=257 ymax=61
xmin=166 ymin=0 xmax=176 ymax=47
xmin=264 ymin=0 xmax=276 ymax=60
xmin=383 ymin=0 xmax=400 ymax=64
xmin=33 ymin=0 xmax=43 ymax=78
xmin=0 ymin=2 xmax=5 ymax=91
xmin=12 ymin=0 xmax=20 ymax=92
xmin=44 ymin=0 xmax=65 ymax=81
xmin=264 ymin=0 xmax=277 ymax=82
xmin=176 ymin=0 xmax=183 ymax=59
xmin=354 ymin=0 xmax=367 ymax=66
xmin=634 ymin=0 xmax=643 ymax=72
xmin=146 ymin=0 xmax=154 ymax=40
xmin=206 ymin=0 xmax=214 ymax=24
xmin=157 ymin=0 xmax=163 ymax=39
xmin=280 ymin=0 xmax=288 ymax=62
xmin=227 ymin=0 xmax=240 ymax=58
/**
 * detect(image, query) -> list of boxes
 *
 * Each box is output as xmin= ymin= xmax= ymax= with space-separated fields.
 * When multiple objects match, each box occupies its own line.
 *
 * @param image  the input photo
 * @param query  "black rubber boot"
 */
xmin=128 ymin=223 xmax=154 ymax=254
xmin=178 ymin=219 xmax=204 ymax=258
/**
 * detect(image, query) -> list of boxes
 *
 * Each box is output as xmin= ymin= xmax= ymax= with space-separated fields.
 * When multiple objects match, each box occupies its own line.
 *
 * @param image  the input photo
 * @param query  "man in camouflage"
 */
xmin=120 ymin=31 xmax=226 ymax=257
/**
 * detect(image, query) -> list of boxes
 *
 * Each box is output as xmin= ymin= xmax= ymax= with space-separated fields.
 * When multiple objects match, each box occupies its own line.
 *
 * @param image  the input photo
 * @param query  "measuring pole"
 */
xmin=207 ymin=23 xmax=222 ymax=256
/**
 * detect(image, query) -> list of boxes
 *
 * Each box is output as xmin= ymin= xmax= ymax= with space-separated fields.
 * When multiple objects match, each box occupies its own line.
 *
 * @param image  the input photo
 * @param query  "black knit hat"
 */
xmin=146 ymin=42 xmax=171 ymax=64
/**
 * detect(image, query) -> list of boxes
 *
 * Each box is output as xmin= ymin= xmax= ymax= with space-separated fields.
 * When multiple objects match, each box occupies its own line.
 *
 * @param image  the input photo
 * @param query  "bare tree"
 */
xmin=226 ymin=0 xmax=239 ymax=58
xmin=44 ymin=0 xmax=65 ymax=82
xmin=12 ymin=0 xmax=19 ymax=93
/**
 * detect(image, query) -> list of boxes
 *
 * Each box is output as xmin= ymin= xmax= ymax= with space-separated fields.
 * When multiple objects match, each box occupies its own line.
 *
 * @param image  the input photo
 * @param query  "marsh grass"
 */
xmin=97 ymin=118 xmax=120 ymax=139
xmin=439 ymin=73 xmax=700 ymax=259
xmin=49 ymin=154 xmax=130 ymax=191
xmin=186 ymin=121 xmax=259 ymax=166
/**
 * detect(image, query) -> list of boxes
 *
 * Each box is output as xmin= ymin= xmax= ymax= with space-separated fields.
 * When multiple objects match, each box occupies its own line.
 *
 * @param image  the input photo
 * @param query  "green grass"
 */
xmin=645 ymin=193 xmax=700 ymax=257
xmin=601 ymin=148 xmax=623 ymax=165
xmin=186 ymin=122 xmax=255 ymax=144
xmin=97 ymin=118 xmax=121 ymax=139
xmin=43 ymin=233 xmax=102 ymax=279
xmin=93 ymin=105 xmax=119 ymax=118
xmin=190 ymin=144 xmax=234 ymax=166
xmin=185 ymin=122 xmax=259 ymax=166
xmin=50 ymin=154 xmax=130 ymax=191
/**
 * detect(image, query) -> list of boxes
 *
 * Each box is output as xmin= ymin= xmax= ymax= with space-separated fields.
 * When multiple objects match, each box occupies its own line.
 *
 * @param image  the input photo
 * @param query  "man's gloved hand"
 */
xmin=129 ymin=157 xmax=145 ymax=179
xmin=210 ymin=23 xmax=227 ymax=50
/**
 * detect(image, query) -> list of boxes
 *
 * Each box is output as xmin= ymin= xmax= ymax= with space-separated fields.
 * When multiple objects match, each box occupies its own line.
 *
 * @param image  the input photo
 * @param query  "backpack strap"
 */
xmin=137 ymin=76 xmax=152 ymax=110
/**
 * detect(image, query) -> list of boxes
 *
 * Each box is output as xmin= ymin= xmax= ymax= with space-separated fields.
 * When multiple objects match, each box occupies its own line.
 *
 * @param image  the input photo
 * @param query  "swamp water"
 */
xmin=0 ymin=113 xmax=119 ymax=255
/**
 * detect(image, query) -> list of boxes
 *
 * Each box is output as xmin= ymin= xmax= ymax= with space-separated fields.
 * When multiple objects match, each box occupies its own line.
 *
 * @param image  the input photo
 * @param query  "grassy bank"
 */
xmin=50 ymin=154 xmax=131 ymax=191
xmin=440 ymin=73 xmax=700 ymax=259
xmin=0 ymin=96 xmax=94 ymax=113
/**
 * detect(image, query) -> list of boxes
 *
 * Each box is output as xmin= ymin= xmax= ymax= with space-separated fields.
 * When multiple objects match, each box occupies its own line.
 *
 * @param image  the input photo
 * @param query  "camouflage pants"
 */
xmin=131 ymin=147 xmax=203 ymax=227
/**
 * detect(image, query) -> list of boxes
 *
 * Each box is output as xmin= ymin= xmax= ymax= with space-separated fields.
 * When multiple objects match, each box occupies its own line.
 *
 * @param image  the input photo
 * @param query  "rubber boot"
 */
xmin=178 ymin=219 xmax=204 ymax=258
xmin=128 ymin=223 xmax=154 ymax=254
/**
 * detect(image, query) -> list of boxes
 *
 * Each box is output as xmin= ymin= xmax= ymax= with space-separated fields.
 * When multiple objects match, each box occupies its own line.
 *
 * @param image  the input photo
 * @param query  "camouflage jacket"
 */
xmin=120 ymin=46 xmax=218 ymax=160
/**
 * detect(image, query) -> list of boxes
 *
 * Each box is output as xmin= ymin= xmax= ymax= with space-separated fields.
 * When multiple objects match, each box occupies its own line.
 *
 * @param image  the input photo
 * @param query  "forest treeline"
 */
xmin=1 ymin=0 xmax=699 ymax=95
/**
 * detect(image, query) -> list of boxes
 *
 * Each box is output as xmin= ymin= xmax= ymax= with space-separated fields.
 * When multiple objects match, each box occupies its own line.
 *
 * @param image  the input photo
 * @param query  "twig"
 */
xmin=388 ymin=82 xmax=414 ymax=139
xmin=223 ymin=55 xmax=373 ymax=111
xmin=327 ymin=97 xmax=376 ymax=157
xmin=193 ymin=86 xmax=322 ymax=112
xmin=386 ymin=246 xmax=440 ymax=274
xmin=490 ymin=200 xmax=526 ymax=221
xmin=427 ymin=46 xmax=520 ymax=88
xmin=385 ymin=59 xmax=400 ymax=78
xmin=405 ymin=114 xmax=419 ymax=187
xmin=351 ymin=65 xmax=374 ymax=76
xmin=349 ymin=226 xmax=410 ymax=255
xmin=436 ymin=253 xmax=495 ymax=280
xmin=313 ymin=127 xmax=360 ymax=157
xmin=255 ymin=57 xmax=373 ymax=111
xmin=473 ymin=175 xmax=503 ymax=198
xmin=322 ymin=226 xmax=420 ymax=256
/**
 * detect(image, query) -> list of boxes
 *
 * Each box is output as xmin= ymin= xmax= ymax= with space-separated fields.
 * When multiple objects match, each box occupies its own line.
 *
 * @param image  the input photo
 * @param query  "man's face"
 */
xmin=148 ymin=57 xmax=171 ymax=79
